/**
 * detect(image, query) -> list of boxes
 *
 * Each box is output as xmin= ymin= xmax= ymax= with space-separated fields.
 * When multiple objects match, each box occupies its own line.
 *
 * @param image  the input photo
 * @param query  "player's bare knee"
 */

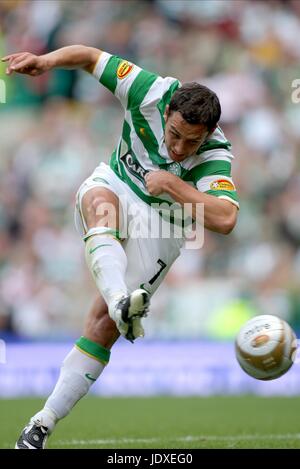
xmin=82 ymin=189 xmax=119 ymax=230
xmin=81 ymin=191 xmax=104 ymax=225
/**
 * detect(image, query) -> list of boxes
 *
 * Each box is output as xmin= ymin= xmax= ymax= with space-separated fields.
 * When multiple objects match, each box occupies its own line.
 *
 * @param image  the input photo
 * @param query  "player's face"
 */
xmin=164 ymin=108 xmax=210 ymax=162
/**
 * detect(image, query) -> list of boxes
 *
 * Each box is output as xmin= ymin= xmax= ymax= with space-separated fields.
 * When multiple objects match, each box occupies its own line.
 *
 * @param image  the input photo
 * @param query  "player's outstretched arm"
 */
xmin=1 ymin=45 xmax=101 ymax=76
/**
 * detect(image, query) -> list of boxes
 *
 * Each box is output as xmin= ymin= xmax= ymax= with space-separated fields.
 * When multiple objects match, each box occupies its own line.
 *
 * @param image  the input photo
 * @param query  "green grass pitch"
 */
xmin=1 ymin=396 xmax=300 ymax=449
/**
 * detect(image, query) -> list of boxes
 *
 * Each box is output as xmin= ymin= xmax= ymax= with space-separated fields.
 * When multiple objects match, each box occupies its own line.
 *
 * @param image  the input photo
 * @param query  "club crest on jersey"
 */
xmin=210 ymin=179 xmax=235 ymax=191
xmin=167 ymin=162 xmax=182 ymax=177
xmin=117 ymin=61 xmax=134 ymax=79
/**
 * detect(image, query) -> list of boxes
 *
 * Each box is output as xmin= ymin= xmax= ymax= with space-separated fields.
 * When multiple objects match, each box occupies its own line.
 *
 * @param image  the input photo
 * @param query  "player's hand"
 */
xmin=145 ymin=170 xmax=176 ymax=196
xmin=1 ymin=52 xmax=49 ymax=76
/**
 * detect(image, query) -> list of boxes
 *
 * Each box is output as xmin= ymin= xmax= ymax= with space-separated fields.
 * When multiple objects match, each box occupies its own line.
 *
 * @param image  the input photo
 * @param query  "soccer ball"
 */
xmin=235 ymin=315 xmax=298 ymax=380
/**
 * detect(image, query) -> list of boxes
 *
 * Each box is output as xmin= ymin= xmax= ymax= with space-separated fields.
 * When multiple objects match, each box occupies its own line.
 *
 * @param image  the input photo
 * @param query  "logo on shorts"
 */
xmin=93 ymin=177 xmax=109 ymax=185
xmin=117 ymin=61 xmax=134 ymax=79
xmin=210 ymin=179 xmax=235 ymax=191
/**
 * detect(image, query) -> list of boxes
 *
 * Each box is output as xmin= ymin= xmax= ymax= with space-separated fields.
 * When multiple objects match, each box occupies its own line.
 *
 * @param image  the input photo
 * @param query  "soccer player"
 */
xmin=2 ymin=45 xmax=238 ymax=449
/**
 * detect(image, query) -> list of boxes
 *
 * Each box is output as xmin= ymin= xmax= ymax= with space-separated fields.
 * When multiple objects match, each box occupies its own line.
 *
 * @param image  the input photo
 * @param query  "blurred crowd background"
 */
xmin=0 ymin=0 xmax=300 ymax=341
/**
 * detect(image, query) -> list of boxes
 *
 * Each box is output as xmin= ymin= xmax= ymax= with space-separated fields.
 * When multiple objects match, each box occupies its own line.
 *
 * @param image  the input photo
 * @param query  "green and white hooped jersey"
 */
xmin=93 ymin=52 xmax=239 ymax=209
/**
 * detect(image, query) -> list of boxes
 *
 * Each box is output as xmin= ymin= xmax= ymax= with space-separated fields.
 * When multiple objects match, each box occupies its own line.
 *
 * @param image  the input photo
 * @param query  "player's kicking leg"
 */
xmin=15 ymin=186 xmax=149 ymax=449
xmin=81 ymin=186 xmax=150 ymax=340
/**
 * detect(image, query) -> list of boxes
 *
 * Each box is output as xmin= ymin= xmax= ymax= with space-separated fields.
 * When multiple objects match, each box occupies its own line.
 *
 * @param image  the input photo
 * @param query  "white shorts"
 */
xmin=74 ymin=163 xmax=184 ymax=296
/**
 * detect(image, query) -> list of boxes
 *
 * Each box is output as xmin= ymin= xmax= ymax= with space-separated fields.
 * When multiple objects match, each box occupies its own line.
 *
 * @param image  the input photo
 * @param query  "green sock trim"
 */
xmin=75 ymin=336 xmax=111 ymax=364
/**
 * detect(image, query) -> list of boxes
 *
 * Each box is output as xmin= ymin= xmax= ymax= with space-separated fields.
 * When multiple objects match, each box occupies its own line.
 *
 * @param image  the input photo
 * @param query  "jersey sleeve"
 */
xmin=92 ymin=51 xmax=159 ymax=110
xmin=184 ymin=149 xmax=239 ymax=208
xmin=197 ymin=150 xmax=239 ymax=208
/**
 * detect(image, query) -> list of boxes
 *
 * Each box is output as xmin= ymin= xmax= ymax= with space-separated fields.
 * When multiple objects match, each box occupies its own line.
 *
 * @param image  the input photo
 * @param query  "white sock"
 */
xmin=85 ymin=233 xmax=128 ymax=315
xmin=31 ymin=342 xmax=109 ymax=432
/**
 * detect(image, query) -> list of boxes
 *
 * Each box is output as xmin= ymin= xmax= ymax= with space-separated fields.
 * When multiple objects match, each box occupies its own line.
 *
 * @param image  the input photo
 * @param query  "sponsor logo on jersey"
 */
xmin=117 ymin=60 xmax=134 ymax=79
xmin=121 ymin=151 xmax=148 ymax=182
xmin=210 ymin=179 xmax=235 ymax=191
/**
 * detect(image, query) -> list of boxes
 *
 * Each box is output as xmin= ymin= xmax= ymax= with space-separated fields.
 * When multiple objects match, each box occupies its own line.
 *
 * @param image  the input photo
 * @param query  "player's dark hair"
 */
xmin=169 ymin=82 xmax=221 ymax=131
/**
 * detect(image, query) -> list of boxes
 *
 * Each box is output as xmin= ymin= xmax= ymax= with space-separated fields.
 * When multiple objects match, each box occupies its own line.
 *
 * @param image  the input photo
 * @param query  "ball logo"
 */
xmin=244 ymin=323 xmax=270 ymax=340
xmin=210 ymin=179 xmax=235 ymax=191
xmin=251 ymin=334 xmax=270 ymax=348
xmin=117 ymin=61 xmax=133 ymax=79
